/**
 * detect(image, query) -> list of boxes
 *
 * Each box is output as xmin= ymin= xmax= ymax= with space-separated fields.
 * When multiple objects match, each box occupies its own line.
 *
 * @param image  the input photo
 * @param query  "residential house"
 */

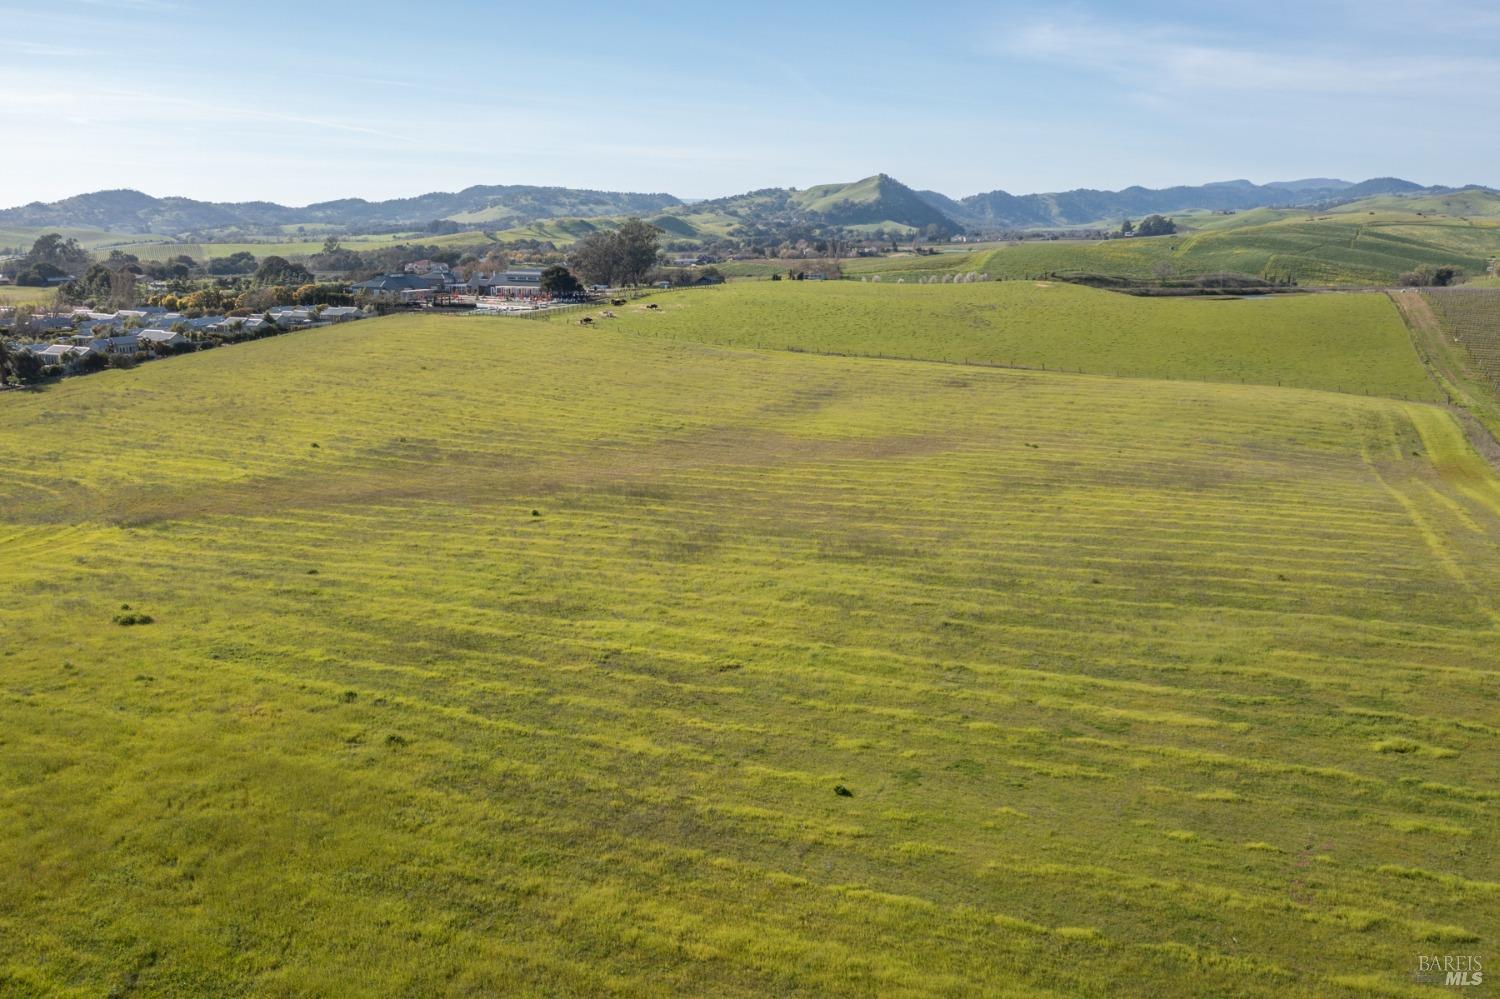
xmin=33 ymin=343 xmax=90 ymax=365
xmin=207 ymin=318 xmax=252 ymax=337
xmin=29 ymin=315 xmax=76 ymax=334
xmin=137 ymin=329 xmax=191 ymax=350
xmin=268 ymin=307 xmax=315 ymax=326
xmin=352 ymin=273 xmax=440 ymax=297
xmin=115 ymin=307 xmax=168 ymax=321
xmin=475 ymin=269 xmax=545 ymax=298
xmin=87 ymin=334 xmax=141 ymax=355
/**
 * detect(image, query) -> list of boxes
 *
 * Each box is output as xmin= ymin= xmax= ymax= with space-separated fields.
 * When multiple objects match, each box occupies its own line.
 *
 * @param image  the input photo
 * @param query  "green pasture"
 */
xmin=566 ymin=281 xmax=1439 ymax=399
xmin=0 ymin=285 xmax=56 ymax=308
xmin=2 ymin=313 xmax=1497 ymax=995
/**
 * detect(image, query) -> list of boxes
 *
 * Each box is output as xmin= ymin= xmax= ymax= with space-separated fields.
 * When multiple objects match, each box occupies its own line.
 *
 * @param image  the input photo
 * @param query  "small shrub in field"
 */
xmin=113 ymin=613 xmax=154 ymax=626
xmin=834 ymin=784 xmax=853 ymax=798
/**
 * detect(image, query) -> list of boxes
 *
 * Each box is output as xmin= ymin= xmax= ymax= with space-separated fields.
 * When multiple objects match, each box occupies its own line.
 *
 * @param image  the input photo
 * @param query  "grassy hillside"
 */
xmin=787 ymin=175 xmax=953 ymax=230
xmin=112 ymin=230 xmax=500 ymax=262
xmin=1328 ymin=188 xmax=1500 ymax=218
xmin=1 ymin=315 xmax=1497 ymax=995
xmin=943 ymin=225 xmax=1486 ymax=286
xmin=813 ymin=201 xmax=1500 ymax=286
xmin=568 ymin=282 xmax=1439 ymax=399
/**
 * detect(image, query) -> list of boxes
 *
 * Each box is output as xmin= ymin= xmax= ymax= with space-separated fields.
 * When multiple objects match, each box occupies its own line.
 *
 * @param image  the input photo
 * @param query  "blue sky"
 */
xmin=2 ymin=0 xmax=1497 ymax=206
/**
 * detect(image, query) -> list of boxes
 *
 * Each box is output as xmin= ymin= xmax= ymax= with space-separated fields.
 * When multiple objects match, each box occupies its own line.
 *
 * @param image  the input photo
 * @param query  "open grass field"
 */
xmin=1 ymin=311 xmax=1497 ymax=995
xmin=0 ymin=285 xmax=56 ymax=308
xmin=565 ymin=282 xmax=1441 ymax=399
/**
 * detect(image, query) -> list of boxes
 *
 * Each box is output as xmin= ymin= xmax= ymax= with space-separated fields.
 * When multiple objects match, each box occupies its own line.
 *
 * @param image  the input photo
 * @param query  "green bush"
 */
xmin=112 ymin=613 xmax=154 ymax=626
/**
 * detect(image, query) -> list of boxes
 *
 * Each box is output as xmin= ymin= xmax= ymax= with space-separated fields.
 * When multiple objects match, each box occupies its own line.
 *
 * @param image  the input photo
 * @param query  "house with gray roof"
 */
xmin=351 ymin=273 xmax=440 ymax=296
xmin=138 ymin=329 xmax=192 ymax=350
xmin=33 ymin=343 xmax=91 ymax=365
xmin=87 ymin=334 xmax=141 ymax=355
xmin=474 ymin=269 xmax=545 ymax=298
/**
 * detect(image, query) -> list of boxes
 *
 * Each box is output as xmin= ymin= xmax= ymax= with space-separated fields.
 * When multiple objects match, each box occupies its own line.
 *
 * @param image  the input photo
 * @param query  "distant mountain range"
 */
xmin=919 ymin=177 xmax=1454 ymax=230
xmin=0 ymin=186 xmax=684 ymax=236
xmin=0 ymin=174 xmax=1486 ymax=239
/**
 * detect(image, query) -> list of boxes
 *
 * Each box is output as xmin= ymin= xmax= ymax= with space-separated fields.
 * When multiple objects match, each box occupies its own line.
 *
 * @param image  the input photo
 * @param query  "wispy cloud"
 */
xmin=0 ymin=81 xmax=421 ymax=145
xmin=996 ymin=16 xmax=1500 ymax=99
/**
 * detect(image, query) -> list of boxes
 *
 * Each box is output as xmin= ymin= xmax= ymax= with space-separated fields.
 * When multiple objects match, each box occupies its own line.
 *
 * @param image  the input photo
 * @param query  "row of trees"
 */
xmin=54 ymin=251 xmax=319 ymax=309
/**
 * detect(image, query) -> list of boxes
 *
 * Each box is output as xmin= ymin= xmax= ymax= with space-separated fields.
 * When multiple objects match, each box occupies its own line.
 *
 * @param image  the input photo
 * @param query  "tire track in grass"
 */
xmin=1362 ymin=409 xmax=1500 ymax=629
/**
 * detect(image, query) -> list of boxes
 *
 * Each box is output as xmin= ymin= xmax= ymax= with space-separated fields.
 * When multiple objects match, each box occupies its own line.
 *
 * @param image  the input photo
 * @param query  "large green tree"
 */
xmin=539 ymin=265 xmax=583 ymax=298
xmin=254 ymin=255 xmax=313 ymax=287
xmin=568 ymin=219 xmax=662 ymax=287
xmin=24 ymin=233 xmax=90 ymax=270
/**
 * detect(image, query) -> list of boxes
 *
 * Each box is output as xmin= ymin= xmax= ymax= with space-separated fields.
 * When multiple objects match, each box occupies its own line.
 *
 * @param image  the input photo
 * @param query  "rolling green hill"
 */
xmin=682 ymin=175 xmax=956 ymax=234
xmin=1328 ymin=188 xmax=1500 ymax=218
xmin=786 ymin=175 xmax=955 ymax=229
xmin=818 ymin=196 xmax=1500 ymax=286
xmin=2 ymin=312 xmax=1497 ymax=995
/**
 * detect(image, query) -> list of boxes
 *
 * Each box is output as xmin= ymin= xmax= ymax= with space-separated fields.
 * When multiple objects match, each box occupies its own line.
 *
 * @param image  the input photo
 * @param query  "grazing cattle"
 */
xmin=611 ymin=299 xmax=626 ymax=306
